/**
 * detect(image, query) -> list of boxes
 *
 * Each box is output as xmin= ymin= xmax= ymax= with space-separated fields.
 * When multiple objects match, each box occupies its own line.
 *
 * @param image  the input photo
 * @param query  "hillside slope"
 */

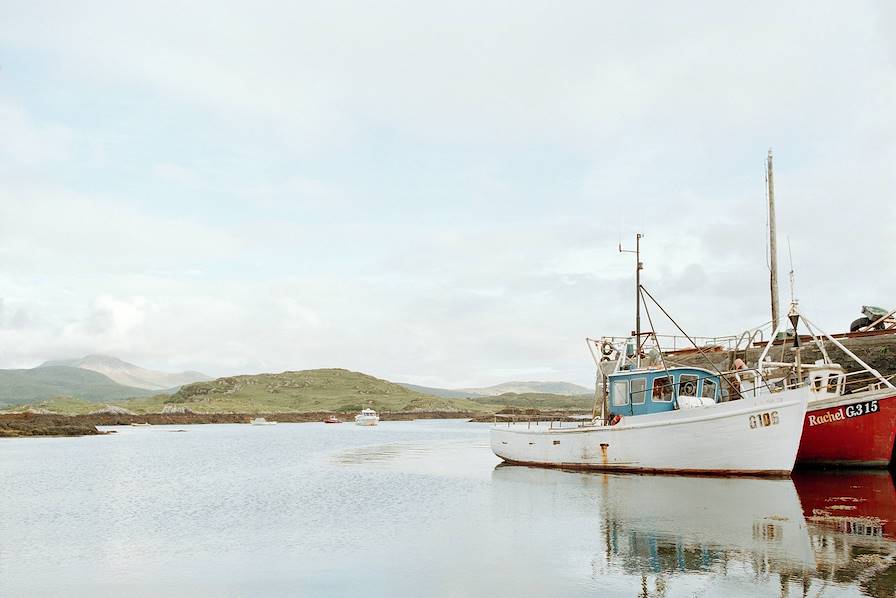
xmin=473 ymin=392 xmax=594 ymax=411
xmin=0 ymin=366 xmax=156 ymax=407
xmin=396 ymin=383 xmax=483 ymax=399
xmin=462 ymin=381 xmax=591 ymax=396
xmin=41 ymin=354 xmax=209 ymax=390
xmin=126 ymin=368 xmax=490 ymax=414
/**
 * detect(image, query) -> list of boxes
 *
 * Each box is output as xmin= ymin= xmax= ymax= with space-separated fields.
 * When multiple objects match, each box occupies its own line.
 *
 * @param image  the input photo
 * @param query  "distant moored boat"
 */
xmin=354 ymin=408 xmax=379 ymax=426
xmin=249 ymin=417 xmax=277 ymax=426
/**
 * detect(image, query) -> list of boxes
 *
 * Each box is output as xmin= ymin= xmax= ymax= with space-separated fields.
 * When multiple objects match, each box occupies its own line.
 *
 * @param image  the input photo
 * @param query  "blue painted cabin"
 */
xmin=607 ymin=367 xmax=721 ymax=416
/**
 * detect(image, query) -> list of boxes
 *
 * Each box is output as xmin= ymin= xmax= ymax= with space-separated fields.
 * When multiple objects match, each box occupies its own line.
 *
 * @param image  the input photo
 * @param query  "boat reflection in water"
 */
xmin=492 ymin=465 xmax=896 ymax=596
xmin=793 ymin=470 xmax=896 ymax=597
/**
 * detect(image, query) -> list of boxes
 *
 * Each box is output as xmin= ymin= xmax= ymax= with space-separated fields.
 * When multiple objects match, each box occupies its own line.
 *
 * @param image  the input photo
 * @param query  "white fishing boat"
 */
xmin=249 ymin=417 xmax=277 ymax=426
xmin=490 ymin=235 xmax=809 ymax=476
xmin=354 ymin=408 xmax=379 ymax=426
xmin=492 ymin=387 xmax=807 ymax=475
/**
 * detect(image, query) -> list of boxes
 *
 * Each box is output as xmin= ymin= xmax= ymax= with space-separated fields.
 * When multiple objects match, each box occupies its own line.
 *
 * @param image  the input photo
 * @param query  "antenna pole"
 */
xmin=767 ymin=149 xmax=780 ymax=332
xmin=620 ymin=234 xmax=644 ymax=345
xmin=636 ymin=233 xmax=642 ymax=342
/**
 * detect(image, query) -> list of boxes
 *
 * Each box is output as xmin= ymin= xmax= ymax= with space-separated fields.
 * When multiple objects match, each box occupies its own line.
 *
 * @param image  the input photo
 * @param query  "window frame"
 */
xmin=826 ymin=374 xmax=842 ymax=394
xmin=612 ymin=379 xmax=629 ymax=407
xmin=630 ymin=377 xmax=647 ymax=405
xmin=679 ymin=374 xmax=698 ymax=397
xmin=652 ymin=375 xmax=674 ymax=403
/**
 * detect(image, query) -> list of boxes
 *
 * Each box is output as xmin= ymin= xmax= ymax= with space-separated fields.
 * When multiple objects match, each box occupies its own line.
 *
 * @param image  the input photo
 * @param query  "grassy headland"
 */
xmin=122 ymin=368 xmax=491 ymax=414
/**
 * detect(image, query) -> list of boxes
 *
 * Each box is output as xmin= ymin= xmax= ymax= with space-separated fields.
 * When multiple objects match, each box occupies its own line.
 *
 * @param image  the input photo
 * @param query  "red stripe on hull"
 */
xmin=796 ymin=392 xmax=896 ymax=467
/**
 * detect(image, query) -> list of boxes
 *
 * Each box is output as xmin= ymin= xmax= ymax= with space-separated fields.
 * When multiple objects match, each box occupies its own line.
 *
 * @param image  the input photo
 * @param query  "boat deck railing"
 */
xmin=588 ymin=330 xmax=761 ymax=360
xmin=492 ymin=414 xmax=600 ymax=430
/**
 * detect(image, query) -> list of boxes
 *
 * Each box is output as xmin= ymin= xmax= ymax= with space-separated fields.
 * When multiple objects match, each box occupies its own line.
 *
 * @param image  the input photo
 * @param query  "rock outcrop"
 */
xmin=89 ymin=405 xmax=136 ymax=416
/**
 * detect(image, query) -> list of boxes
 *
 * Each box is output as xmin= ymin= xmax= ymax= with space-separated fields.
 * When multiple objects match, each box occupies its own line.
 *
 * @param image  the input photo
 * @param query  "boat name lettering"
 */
xmin=807 ymin=401 xmax=878 ymax=427
xmin=845 ymin=400 xmax=879 ymax=418
xmin=749 ymin=411 xmax=779 ymax=429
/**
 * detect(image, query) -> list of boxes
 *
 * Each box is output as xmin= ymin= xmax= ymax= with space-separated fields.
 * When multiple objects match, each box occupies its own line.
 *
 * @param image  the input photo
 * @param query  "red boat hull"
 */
xmin=796 ymin=391 xmax=896 ymax=467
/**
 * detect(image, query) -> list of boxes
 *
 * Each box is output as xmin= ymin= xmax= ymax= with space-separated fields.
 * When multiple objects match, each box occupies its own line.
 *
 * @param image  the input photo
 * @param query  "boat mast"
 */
xmin=767 ymin=149 xmax=780 ymax=332
xmin=620 ymin=233 xmax=643 ymax=351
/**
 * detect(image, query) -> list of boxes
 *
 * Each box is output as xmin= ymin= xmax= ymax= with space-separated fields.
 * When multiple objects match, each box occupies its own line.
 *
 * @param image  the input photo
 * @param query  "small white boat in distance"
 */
xmin=355 ymin=408 xmax=379 ymax=426
xmin=249 ymin=417 xmax=277 ymax=426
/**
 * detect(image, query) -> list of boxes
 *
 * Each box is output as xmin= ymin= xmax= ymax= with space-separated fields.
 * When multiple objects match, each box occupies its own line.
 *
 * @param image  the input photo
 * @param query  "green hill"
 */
xmin=472 ymin=392 xmax=595 ymax=411
xmin=1 ymin=396 xmax=106 ymax=415
xmin=0 ymin=366 xmax=157 ymax=408
xmin=125 ymin=368 xmax=491 ymax=414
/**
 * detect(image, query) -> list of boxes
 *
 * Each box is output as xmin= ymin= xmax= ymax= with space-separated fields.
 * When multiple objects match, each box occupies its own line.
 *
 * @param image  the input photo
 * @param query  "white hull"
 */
xmin=355 ymin=416 xmax=379 ymax=426
xmin=491 ymin=388 xmax=809 ymax=476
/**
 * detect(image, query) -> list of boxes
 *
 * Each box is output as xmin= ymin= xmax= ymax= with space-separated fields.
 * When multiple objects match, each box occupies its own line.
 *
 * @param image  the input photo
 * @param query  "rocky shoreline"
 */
xmin=0 ymin=410 xmax=490 ymax=437
xmin=0 ymin=413 xmax=109 ymax=437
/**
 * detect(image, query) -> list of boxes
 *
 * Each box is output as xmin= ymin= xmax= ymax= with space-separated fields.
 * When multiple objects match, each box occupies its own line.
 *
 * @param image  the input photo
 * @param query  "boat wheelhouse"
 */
xmin=606 ymin=366 xmax=719 ymax=418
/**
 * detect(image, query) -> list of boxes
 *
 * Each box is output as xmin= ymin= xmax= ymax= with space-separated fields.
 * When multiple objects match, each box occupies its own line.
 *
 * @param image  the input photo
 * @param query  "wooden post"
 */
xmin=767 ymin=149 xmax=780 ymax=332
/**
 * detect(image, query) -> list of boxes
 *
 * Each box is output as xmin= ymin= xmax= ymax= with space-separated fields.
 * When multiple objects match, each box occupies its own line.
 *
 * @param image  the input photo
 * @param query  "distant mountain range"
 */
xmin=0 ymin=366 xmax=157 ymax=408
xmin=40 ymin=354 xmax=210 ymax=391
xmin=462 ymin=381 xmax=591 ymax=396
xmin=397 ymin=380 xmax=591 ymax=398
xmin=396 ymin=383 xmax=484 ymax=399
xmin=0 ymin=352 xmax=592 ymax=414
xmin=0 ymin=355 xmax=210 ymax=408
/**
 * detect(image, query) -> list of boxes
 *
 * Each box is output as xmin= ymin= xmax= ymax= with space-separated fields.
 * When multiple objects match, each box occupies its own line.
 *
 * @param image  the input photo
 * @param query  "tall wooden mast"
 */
xmin=767 ymin=149 xmax=780 ymax=332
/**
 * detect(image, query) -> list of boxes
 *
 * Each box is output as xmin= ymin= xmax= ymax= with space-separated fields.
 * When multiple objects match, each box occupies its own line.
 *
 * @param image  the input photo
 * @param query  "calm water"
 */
xmin=1 ymin=420 xmax=894 ymax=597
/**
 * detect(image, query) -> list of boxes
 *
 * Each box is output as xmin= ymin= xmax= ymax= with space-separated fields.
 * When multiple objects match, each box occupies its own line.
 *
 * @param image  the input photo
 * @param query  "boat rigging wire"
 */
xmin=639 ymin=285 xmax=774 ymax=397
xmin=637 ymin=287 xmax=677 ymax=410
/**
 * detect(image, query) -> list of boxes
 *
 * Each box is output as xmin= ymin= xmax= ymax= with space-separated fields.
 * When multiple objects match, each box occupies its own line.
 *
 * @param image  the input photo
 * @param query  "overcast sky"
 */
xmin=1 ymin=1 xmax=894 ymax=387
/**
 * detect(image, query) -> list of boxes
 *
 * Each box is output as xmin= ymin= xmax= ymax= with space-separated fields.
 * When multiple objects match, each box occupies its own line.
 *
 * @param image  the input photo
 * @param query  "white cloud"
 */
xmin=0 ymin=2 xmax=893 ymax=386
xmin=0 ymin=100 xmax=72 ymax=166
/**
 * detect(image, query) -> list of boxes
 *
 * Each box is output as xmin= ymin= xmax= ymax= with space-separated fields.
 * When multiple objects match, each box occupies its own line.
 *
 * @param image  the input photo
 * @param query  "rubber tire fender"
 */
xmin=850 ymin=317 xmax=871 ymax=332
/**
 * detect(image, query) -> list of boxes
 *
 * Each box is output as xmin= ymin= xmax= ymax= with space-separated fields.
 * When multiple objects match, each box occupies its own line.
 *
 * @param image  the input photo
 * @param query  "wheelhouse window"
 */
xmin=702 ymin=379 xmax=717 ymax=400
xmin=826 ymin=374 xmax=842 ymax=394
xmin=652 ymin=375 xmax=674 ymax=402
xmin=612 ymin=380 xmax=629 ymax=406
xmin=630 ymin=378 xmax=647 ymax=405
xmin=679 ymin=374 xmax=698 ymax=397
